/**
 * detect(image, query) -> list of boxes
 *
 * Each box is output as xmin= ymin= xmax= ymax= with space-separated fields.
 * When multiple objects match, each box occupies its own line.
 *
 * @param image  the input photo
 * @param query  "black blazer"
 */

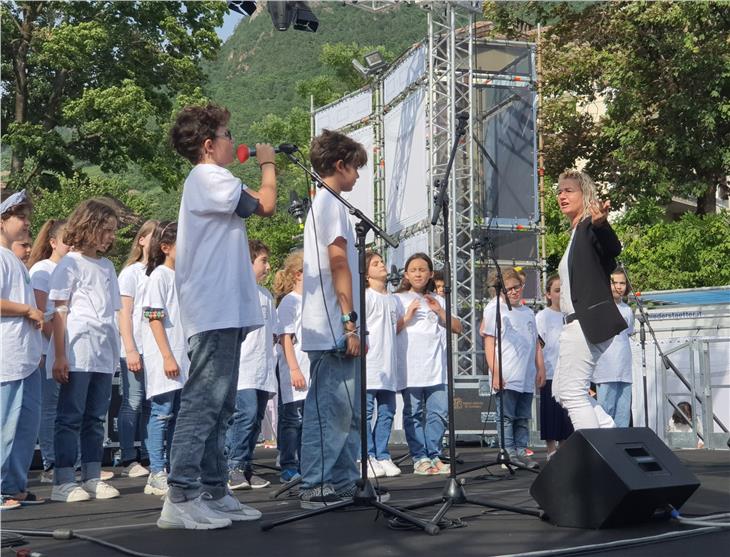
xmin=567 ymin=217 xmax=627 ymax=344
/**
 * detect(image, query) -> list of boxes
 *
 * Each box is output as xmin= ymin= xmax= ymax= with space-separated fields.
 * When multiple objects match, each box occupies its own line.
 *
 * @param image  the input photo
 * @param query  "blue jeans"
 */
xmin=226 ymin=388 xmax=269 ymax=471
xmin=147 ymin=390 xmax=181 ymax=474
xmin=597 ymin=382 xmax=632 ymax=428
xmin=402 ymin=384 xmax=447 ymax=461
xmin=54 ymin=372 xmax=113 ymax=485
xmin=366 ymin=390 xmax=396 ymax=460
xmin=300 ymin=351 xmax=360 ymax=492
xmin=39 ymin=357 xmax=59 ymax=470
xmin=167 ymin=327 xmax=246 ymax=502
xmin=118 ymin=357 xmax=149 ymax=462
xmin=1 ymin=369 xmax=41 ymax=494
xmin=278 ymin=400 xmax=304 ymax=471
xmin=495 ymin=389 xmax=533 ymax=455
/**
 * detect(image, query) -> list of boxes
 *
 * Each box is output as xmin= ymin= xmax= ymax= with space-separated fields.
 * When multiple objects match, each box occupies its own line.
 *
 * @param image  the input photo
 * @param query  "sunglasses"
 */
xmin=215 ymin=130 xmax=233 ymax=141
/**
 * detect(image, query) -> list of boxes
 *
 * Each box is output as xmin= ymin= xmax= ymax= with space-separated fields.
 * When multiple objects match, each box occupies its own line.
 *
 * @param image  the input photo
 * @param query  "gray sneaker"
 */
xmin=200 ymin=491 xmax=262 ymax=521
xmin=228 ymin=468 xmax=250 ymax=490
xmin=519 ymin=455 xmax=540 ymax=470
xmin=247 ymin=474 xmax=271 ymax=489
xmin=144 ymin=471 xmax=169 ymax=496
xmin=299 ymin=484 xmax=342 ymax=509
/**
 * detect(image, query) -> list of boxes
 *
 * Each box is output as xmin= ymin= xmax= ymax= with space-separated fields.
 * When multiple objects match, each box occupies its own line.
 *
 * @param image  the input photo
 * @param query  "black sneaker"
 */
xmin=336 ymin=484 xmax=391 ymax=503
xmin=299 ymin=485 xmax=342 ymax=509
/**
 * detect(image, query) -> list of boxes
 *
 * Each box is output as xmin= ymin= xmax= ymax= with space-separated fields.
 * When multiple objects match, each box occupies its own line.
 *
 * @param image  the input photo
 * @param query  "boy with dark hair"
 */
xmin=226 ymin=239 xmax=277 ymax=491
xmin=298 ymin=129 xmax=388 ymax=508
xmin=158 ymin=104 xmax=277 ymax=530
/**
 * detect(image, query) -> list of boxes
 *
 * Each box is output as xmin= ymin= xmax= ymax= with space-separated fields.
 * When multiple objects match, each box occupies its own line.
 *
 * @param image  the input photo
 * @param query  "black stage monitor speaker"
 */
xmin=530 ymin=427 xmax=700 ymax=529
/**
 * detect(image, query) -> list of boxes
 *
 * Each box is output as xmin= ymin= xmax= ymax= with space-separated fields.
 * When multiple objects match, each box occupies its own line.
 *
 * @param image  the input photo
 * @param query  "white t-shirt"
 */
xmin=481 ymin=299 xmax=538 ymax=393
xmin=301 ymin=188 xmax=359 ymax=351
xmin=237 ymin=285 xmax=278 ymax=394
xmin=559 ymin=229 xmax=576 ymax=315
xmin=118 ymin=261 xmax=148 ymax=354
xmin=276 ymin=291 xmax=310 ymax=404
xmin=365 ymin=289 xmax=398 ymax=391
xmin=535 ymin=307 xmax=564 ymax=381
xmin=29 ymin=258 xmax=58 ymax=356
xmin=141 ymin=265 xmax=188 ymax=398
xmin=47 ymin=252 xmax=121 ymax=374
xmin=176 ymin=164 xmax=263 ymax=339
xmin=1 ymin=247 xmax=42 ymax=381
xmin=394 ymin=291 xmax=448 ymax=390
xmin=594 ymin=301 xmax=635 ymax=384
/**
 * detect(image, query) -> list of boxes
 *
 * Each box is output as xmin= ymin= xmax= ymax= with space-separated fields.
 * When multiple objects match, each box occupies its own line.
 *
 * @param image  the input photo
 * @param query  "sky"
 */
xmin=216 ymin=8 xmax=246 ymax=43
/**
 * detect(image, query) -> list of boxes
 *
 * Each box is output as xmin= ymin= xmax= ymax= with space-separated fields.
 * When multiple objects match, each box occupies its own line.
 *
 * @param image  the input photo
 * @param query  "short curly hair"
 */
xmin=309 ymin=129 xmax=367 ymax=177
xmin=170 ymin=104 xmax=231 ymax=164
xmin=63 ymin=199 xmax=118 ymax=253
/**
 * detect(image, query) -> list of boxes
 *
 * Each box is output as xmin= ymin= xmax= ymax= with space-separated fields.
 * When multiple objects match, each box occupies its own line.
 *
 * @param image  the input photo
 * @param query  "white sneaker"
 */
xmin=366 ymin=456 xmax=386 ymax=478
xmin=51 ymin=482 xmax=91 ymax=503
xmin=144 ymin=471 xmax=169 ymax=496
xmin=82 ymin=479 xmax=120 ymax=499
xmin=378 ymin=459 xmax=402 ymax=477
xmin=100 ymin=469 xmax=115 ymax=481
xmin=200 ymin=491 xmax=262 ymax=521
xmin=120 ymin=461 xmax=149 ymax=478
xmin=157 ymin=496 xmax=232 ymax=530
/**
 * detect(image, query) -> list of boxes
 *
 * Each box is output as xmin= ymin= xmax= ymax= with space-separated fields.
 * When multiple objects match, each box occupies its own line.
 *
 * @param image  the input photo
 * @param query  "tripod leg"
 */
xmin=372 ymin=500 xmax=440 ymax=535
xmin=465 ymin=496 xmax=543 ymax=518
xmin=271 ymin=476 xmax=302 ymax=499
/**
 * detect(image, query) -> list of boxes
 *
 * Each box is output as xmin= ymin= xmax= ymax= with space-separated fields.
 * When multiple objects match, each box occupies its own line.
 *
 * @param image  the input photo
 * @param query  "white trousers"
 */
xmin=553 ymin=321 xmax=616 ymax=430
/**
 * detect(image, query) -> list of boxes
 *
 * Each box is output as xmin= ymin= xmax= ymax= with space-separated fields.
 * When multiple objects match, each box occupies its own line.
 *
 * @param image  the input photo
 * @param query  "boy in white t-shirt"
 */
xmin=226 ymin=240 xmax=278 ymax=491
xmin=481 ymin=267 xmax=546 ymax=470
xmin=159 ymin=104 xmax=277 ymax=530
xmin=0 ymin=190 xmax=44 ymax=508
xmin=298 ymin=129 xmax=372 ymax=509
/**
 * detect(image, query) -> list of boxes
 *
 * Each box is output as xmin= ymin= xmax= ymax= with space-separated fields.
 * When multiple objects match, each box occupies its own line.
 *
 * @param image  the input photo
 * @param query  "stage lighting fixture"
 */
xmin=292 ymin=2 xmax=319 ymax=32
xmin=227 ymin=1 xmax=257 ymax=17
xmin=352 ymin=50 xmax=387 ymax=78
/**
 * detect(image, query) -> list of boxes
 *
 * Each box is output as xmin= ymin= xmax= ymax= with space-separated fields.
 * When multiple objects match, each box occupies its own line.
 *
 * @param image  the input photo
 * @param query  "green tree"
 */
xmin=1 ymin=1 xmax=225 ymax=190
xmin=485 ymin=1 xmax=730 ymax=215
xmin=617 ymin=212 xmax=730 ymax=290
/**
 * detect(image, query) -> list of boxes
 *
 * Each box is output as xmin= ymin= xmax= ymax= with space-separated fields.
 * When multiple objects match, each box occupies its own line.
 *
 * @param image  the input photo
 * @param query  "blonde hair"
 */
xmin=558 ymin=169 xmax=600 ymax=220
xmin=273 ymin=250 xmax=303 ymax=304
xmin=124 ymin=219 xmax=159 ymax=268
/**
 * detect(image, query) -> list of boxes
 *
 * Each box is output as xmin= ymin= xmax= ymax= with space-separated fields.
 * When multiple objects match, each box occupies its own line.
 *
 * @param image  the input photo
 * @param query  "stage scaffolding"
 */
xmin=312 ymin=2 xmax=544 ymax=407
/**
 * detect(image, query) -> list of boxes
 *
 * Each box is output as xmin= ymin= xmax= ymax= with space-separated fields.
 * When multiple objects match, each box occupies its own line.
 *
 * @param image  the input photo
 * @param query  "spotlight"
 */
xmin=227 ymin=1 xmax=257 ymax=17
xmin=352 ymin=50 xmax=387 ymax=78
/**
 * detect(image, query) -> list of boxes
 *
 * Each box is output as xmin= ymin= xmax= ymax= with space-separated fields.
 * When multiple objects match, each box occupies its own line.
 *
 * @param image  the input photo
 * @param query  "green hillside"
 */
xmin=204 ymin=2 xmax=428 ymax=143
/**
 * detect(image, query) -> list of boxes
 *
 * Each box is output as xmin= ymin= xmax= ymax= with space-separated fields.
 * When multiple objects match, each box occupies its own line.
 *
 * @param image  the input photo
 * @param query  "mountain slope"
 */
xmin=204 ymin=3 xmax=428 ymax=143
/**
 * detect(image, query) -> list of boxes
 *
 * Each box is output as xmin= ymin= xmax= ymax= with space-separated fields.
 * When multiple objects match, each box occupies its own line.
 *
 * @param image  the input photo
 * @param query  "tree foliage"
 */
xmin=1 ymin=1 xmax=226 ymax=191
xmin=485 ymin=0 xmax=730 ymax=215
xmin=29 ymin=172 xmax=157 ymax=271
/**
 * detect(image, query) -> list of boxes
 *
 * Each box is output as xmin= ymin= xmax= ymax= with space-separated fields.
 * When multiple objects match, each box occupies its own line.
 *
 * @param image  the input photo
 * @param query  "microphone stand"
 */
xmin=622 ymin=265 xmax=727 ymax=442
xmin=261 ymin=151 xmax=437 ymax=535
xmin=394 ymin=115 xmax=542 ymax=530
xmin=456 ymin=231 xmax=537 ymax=477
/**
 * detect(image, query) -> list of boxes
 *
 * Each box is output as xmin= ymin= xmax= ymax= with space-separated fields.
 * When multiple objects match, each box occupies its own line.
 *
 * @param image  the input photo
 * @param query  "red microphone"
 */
xmin=236 ymin=143 xmax=298 ymax=163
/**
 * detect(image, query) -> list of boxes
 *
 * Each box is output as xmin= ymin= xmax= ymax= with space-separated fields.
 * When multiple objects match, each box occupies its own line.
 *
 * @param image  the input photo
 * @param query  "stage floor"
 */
xmin=2 ymin=447 xmax=729 ymax=557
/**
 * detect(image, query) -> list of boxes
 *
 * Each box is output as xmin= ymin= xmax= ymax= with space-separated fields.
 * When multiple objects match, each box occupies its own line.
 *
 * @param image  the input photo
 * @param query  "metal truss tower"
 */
xmin=426 ymin=2 xmax=480 ymax=377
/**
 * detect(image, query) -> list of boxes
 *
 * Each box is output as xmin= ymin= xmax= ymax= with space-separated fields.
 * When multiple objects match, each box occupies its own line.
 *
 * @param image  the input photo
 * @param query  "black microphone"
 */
xmin=287 ymin=190 xmax=309 ymax=229
xmin=387 ymin=264 xmax=402 ymax=288
xmin=237 ymin=143 xmax=299 ymax=163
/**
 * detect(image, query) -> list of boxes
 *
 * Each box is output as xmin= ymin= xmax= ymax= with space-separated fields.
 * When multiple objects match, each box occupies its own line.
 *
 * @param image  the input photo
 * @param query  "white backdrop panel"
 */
xmin=384 ymin=44 xmax=426 ymax=105
xmin=386 ymin=230 xmax=429 ymax=276
xmin=314 ymin=89 xmax=372 ymax=135
xmin=341 ymin=126 xmax=375 ymax=243
xmin=384 ymin=89 xmax=428 ymax=233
